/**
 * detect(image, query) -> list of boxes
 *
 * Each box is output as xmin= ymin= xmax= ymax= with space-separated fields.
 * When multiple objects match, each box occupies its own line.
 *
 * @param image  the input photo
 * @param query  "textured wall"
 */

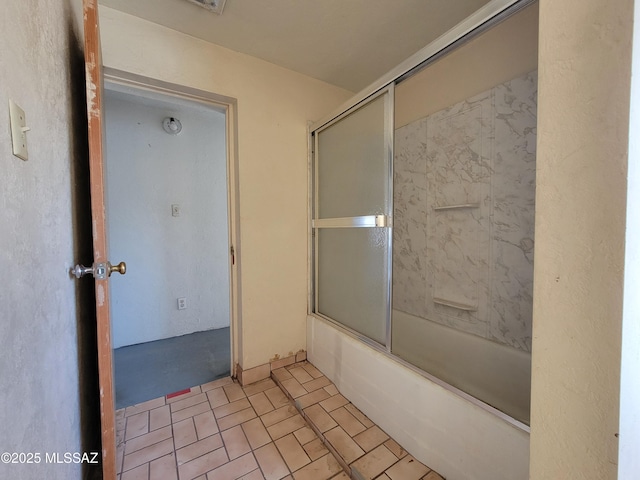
xmin=0 ymin=1 xmax=92 ymax=479
xmin=530 ymin=0 xmax=632 ymax=477
xmin=105 ymin=89 xmax=230 ymax=348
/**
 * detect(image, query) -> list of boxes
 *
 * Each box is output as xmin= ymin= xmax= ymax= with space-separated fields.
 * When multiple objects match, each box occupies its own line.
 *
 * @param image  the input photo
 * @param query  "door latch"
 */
xmin=71 ymin=261 xmax=126 ymax=279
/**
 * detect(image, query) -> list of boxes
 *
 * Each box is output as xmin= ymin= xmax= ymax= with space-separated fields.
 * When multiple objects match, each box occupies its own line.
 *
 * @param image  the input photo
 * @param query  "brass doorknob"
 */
xmin=108 ymin=261 xmax=126 ymax=276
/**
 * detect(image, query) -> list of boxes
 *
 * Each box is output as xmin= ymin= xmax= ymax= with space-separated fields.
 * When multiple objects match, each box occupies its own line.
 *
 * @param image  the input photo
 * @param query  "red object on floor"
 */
xmin=166 ymin=388 xmax=191 ymax=399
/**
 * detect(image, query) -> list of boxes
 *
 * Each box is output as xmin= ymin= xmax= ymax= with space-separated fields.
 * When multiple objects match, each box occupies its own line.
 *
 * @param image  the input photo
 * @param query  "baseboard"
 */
xmin=237 ymin=350 xmax=307 ymax=386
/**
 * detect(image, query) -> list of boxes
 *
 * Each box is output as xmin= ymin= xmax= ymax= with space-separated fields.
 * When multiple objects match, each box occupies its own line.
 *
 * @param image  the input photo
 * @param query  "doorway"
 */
xmin=103 ymin=75 xmax=237 ymax=409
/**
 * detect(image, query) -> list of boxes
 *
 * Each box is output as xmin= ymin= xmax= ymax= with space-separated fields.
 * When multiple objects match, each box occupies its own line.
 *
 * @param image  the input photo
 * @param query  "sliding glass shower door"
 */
xmin=313 ymin=87 xmax=394 ymax=346
xmin=310 ymin=1 xmax=536 ymax=427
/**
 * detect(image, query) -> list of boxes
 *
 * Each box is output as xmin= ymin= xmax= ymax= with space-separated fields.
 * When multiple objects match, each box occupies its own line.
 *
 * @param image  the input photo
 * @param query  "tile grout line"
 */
xmin=119 ymin=371 xmax=432 ymax=480
xmin=251 ymin=450 xmax=266 ymax=480
xmin=270 ymin=368 xmax=353 ymax=478
xmin=271 ymin=362 xmax=430 ymax=480
xmin=255 ymin=410 xmax=280 ymax=479
xmin=169 ymin=405 xmax=180 ymax=480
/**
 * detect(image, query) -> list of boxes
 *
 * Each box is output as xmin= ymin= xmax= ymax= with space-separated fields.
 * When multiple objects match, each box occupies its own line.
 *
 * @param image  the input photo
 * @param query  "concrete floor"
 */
xmin=114 ymin=327 xmax=230 ymax=409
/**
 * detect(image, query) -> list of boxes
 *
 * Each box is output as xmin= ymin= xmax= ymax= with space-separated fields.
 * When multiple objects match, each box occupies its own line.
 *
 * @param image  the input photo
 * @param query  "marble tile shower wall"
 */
xmin=393 ymin=71 xmax=537 ymax=352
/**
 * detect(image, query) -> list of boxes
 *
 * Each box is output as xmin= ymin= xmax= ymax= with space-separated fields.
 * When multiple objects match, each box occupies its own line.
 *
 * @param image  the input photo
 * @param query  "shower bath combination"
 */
xmin=310 ymin=3 xmax=538 ymax=427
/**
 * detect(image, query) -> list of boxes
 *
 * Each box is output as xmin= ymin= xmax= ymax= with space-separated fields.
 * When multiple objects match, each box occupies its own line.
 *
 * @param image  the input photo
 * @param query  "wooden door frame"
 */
xmin=101 ymin=68 xmax=241 ymax=377
xmin=82 ymin=1 xmax=118 ymax=478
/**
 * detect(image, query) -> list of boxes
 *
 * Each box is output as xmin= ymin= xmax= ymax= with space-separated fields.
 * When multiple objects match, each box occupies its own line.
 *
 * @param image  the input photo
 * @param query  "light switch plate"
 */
xmin=9 ymin=100 xmax=28 ymax=161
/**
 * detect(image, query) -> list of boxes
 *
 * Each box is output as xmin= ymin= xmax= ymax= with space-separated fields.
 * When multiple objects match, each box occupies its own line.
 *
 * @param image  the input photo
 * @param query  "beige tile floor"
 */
xmin=116 ymin=361 xmax=444 ymax=480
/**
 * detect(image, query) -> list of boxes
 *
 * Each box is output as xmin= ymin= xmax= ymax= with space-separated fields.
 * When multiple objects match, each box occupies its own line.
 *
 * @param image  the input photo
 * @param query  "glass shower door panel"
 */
xmin=317 ymin=94 xmax=388 ymax=218
xmin=314 ymin=88 xmax=392 ymax=347
xmin=317 ymin=228 xmax=388 ymax=345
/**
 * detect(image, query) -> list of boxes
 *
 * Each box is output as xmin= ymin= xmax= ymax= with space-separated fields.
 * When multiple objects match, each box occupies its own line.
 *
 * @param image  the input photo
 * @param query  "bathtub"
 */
xmin=391 ymin=308 xmax=531 ymax=423
xmin=307 ymin=312 xmax=531 ymax=480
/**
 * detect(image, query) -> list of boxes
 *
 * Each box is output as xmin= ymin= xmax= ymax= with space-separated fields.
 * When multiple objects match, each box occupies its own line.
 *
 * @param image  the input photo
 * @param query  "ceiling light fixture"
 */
xmin=163 ymin=117 xmax=182 ymax=135
xmin=183 ymin=0 xmax=227 ymax=15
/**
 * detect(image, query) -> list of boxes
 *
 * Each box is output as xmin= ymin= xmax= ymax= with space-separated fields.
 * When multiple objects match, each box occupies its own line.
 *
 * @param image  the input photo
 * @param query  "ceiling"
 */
xmin=98 ymin=0 xmax=492 ymax=92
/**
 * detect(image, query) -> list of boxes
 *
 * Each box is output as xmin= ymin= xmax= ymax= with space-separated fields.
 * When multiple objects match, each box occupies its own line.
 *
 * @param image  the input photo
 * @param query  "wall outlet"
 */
xmin=171 ymin=204 xmax=181 ymax=217
xmin=177 ymin=297 xmax=187 ymax=310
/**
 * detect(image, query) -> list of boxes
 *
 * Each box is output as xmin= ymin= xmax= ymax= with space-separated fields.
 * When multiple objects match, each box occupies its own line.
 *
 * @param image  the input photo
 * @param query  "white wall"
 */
xmin=0 ymin=1 xmax=87 ymax=478
xmin=105 ymin=88 xmax=230 ymax=348
xmin=307 ymin=316 xmax=530 ymax=480
xmin=98 ymin=6 xmax=353 ymax=368
xmin=619 ymin=1 xmax=640 ymax=475
xmin=530 ymin=0 xmax=632 ymax=478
